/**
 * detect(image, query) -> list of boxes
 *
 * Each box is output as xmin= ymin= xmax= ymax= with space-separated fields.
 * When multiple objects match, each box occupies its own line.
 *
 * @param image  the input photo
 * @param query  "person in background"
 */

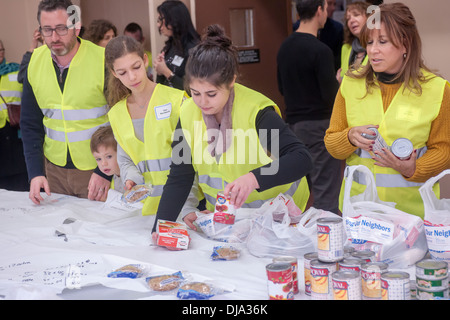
xmin=124 ymin=22 xmax=153 ymax=72
xmin=0 ymin=40 xmax=29 ymax=191
xmin=90 ymin=125 xmax=124 ymax=193
xmin=318 ymin=0 xmax=344 ymax=72
xmin=152 ymin=24 xmax=312 ymax=241
xmin=325 ymin=2 xmax=450 ymax=218
xmin=105 ymin=35 xmax=201 ymax=216
xmin=153 ymin=0 xmax=200 ymax=90
xmin=84 ymin=19 xmax=117 ymax=48
xmin=20 ymin=0 xmax=111 ymax=205
xmin=277 ymin=0 xmax=341 ymax=214
xmin=337 ymin=1 xmax=370 ymax=83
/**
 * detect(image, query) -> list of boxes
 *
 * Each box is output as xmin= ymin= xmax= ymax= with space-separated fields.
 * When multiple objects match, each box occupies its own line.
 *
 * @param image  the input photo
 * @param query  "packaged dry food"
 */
xmin=177 ymin=282 xmax=214 ymax=300
xmin=211 ymin=245 xmax=241 ymax=261
xmin=213 ymin=192 xmax=236 ymax=225
xmin=156 ymin=220 xmax=190 ymax=250
xmin=146 ymin=271 xmax=184 ymax=291
xmin=107 ymin=264 xmax=146 ymax=279
xmin=121 ymin=184 xmax=152 ymax=204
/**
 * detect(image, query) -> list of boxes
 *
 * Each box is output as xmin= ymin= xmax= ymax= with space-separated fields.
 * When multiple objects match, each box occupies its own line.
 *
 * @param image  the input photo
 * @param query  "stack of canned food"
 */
xmin=415 ymin=259 xmax=449 ymax=300
xmin=303 ymin=216 xmax=414 ymax=300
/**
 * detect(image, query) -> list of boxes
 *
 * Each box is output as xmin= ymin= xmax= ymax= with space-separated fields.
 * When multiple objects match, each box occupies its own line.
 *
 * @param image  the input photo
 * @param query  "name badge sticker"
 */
xmin=155 ymin=103 xmax=172 ymax=120
xmin=172 ymin=55 xmax=184 ymax=67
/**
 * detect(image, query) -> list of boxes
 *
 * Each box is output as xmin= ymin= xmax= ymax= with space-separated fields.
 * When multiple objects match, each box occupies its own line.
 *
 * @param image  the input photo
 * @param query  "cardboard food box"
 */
xmin=156 ymin=220 xmax=190 ymax=250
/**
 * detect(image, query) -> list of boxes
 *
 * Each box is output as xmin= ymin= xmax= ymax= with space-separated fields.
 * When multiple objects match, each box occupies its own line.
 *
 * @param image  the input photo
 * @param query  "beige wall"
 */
xmin=384 ymin=0 xmax=450 ymax=80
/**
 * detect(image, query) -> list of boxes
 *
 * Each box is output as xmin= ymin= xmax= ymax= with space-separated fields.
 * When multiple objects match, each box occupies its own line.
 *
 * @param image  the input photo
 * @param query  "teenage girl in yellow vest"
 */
xmin=105 ymin=35 xmax=201 ymax=216
xmin=337 ymin=1 xmax=370 ymax=83
xmin=325 ymin=3 xmax=450 ymax=218
xmin=151 ymin=24 xmax=313 ymax=241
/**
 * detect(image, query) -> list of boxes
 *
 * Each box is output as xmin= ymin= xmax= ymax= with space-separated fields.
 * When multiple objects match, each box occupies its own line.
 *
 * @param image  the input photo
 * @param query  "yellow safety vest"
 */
xmin=28 ymin=39 xmax=108 ymax=170
xmin=108 ymin=84 xmax=185 ymax=215
xmin=340 ymin=43 xmax=369 ymax=78
xmin=340 ymin=70 xmax=448 ymax=218
xmin=180 ymin=83 xmax=310 ymax=212
xmin=0 ymin=71 xmax=22 ymax=129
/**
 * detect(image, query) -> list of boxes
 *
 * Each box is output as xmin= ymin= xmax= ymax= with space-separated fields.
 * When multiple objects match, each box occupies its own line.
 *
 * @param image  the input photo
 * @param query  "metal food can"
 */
xmin=417 ymin=287 xmax=449 ymax=300
xmin=273 ymin=256 xmax=299 ymax=294
xmin=416 ymin=276 xmax=449 ymax=291
xmin=266 ymin=263 xmax=294 ymax=300
xmin=415 ymin=259 xmax=448 ymax=280
xmin=317 ymin=217 xmax=344 ymax=263
xmin=381 ymin=271 xmax=410 ymax=300
xmin=339 ymin=257 xmax=363 ymax=273
xmin=332 ymin=270 xmax=362 ymax=300
xmin=361 ymin=127 xmax=389 ymax=157
xmin=344 ymin=246 xmax=355 ymax=257
xmin=310 ymin=259 xmax=337 ymax=300
xmin=213 ymin=192 xmax=236 ymax=225
xmin=351 ymin=250 xmax=375 ymax=263
xmin=391 ymin=138 xmax=414 ymax=160
xmin=304 ymin=252 xmax=318 ymax=296
xmin=410 ymin=280 xmax=417 ymax=300
xmin=361 ymin=262 xmax=389 ymax=300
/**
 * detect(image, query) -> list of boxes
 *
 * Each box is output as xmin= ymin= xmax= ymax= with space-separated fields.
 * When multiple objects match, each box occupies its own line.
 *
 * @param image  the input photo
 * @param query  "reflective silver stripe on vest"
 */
xmin=45 ymin=123 xmax=109 ymax=143
xmin=137 ymin=158 xmax=172 ymax=174
xmin=0 ymin=90 xmax=22 ymax=99
xmin=41 ymin=105 xmax=108 ymax=121
xmin=150 ymin=185 xmax=164 ymax=197
xmin=198 ymin=175 xmax=223 ymax=190
xmin=354 ymin=146 xmax=427 ymax=159
xmin=351 ymin=170 xmax=424 ymax=188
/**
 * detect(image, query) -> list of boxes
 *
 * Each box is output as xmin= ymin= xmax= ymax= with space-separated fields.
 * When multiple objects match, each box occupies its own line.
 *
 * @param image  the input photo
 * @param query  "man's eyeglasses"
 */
xmin=40 ymin=25 xmax=69 ymax=37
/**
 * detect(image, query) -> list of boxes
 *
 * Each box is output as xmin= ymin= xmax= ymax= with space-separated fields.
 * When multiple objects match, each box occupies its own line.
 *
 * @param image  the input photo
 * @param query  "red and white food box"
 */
xmin=156 ymin=220 xmax=190 ymax=250
xmin=213 ymin=192 xmax=236 ymax=225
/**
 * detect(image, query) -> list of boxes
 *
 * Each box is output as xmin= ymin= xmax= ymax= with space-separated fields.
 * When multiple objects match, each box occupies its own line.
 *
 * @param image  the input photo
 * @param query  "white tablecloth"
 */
xmin=0 ymin=189 xmax=418 ymax=301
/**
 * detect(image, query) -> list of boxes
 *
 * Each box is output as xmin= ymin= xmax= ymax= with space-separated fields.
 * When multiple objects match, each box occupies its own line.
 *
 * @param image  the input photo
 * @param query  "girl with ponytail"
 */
xmin=152 ymin=25 xmax=313 ymax=243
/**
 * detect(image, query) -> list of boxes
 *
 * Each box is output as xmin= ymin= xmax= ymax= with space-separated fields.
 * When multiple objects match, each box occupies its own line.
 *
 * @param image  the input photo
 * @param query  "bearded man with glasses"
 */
xmin=20 ymin=0 xmax=111 ymax=205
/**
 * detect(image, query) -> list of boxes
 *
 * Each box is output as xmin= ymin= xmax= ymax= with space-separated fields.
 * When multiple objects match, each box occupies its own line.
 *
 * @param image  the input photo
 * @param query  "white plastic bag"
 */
xmin=246 ymin=199 xmax=335 ymax=258
xmin=342 ymin=165 xmax=428 ymax=268
xmin=419 ymin=169 xmax=450 ymax=262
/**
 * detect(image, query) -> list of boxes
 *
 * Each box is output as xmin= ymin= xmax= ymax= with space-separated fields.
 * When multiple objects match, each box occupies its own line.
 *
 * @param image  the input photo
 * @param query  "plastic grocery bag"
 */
xmin=246 ymin=197 xmax=335 ymax=258
xmin=342 ymin=165 xmax=428 ymax=268
xmin=419 ymin=169 xmax=450 ymax=262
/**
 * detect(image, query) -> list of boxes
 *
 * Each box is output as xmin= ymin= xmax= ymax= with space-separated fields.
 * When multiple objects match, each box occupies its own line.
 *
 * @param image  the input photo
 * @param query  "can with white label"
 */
xmin=317 ymin=217 xmax=344 ymax=263
xmin=310 ymin=259 xmax=338 ymax=300
xmin=381 ymin=271 xmax=410 ymax=300
xmin=415 ymin=259 xmax=448 ymax=280
xmin=391 ymin=138 xmax=414 ymax=160
xmin=304 ymin=252 xmax=318 ymax=296
xmin=361 ymin=262 xmax=389 ymax=300
xmin=332 ymin=270 xmax=362 ymax=300
xmin=361 ymin=127 xmax=389 ymax=157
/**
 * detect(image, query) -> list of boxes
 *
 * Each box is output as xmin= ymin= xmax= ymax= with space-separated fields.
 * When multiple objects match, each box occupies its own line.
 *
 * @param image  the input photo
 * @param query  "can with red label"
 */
xmin=266 ymin=263 xmax=294 ymax=300
xmin=273 ymin=256 xmax=299 ymax=294
xmin=332 ymin=270 xmax=362 ymax=300
xmin=317 ymin=217 xmax=344 ymax=263
xmin=361 ymin=262 xmax=389 ymax=300
xmin=213 ymin=192 xmax=236 ymax=225
xmin=310 ymin=259 xmax=337 ymax=300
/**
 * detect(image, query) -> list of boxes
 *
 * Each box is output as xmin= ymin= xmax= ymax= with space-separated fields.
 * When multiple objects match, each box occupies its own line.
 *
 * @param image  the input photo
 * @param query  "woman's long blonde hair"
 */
xmin=105 ymin=35 xmax=145 ymax=107
xmin=350 ymin=2 xmax=435 ymax=95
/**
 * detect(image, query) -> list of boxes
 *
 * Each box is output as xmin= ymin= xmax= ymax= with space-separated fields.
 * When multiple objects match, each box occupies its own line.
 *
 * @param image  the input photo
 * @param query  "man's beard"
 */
xmin=49 ymin=35 xmax=77 ymax=57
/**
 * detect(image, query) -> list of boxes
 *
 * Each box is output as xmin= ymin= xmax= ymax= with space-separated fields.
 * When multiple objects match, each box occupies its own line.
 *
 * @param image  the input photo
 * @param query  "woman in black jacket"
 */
xmin=153 ymin=0 xmax=200 ymax=90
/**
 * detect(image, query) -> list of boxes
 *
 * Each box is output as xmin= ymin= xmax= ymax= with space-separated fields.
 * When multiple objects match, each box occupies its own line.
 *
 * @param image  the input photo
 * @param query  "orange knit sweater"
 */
xmin=325 ymin=81 xmax=450 ymax=183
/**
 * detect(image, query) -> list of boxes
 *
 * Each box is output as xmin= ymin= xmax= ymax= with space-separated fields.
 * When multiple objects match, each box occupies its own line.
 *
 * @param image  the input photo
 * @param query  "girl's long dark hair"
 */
xmin=157 ymin=0 xmax=200 ymax=56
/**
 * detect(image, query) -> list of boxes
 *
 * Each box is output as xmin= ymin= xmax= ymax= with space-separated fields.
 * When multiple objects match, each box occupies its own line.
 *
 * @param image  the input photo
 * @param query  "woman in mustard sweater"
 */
xmin=325 ymin=3 xmax=450 ymax=218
